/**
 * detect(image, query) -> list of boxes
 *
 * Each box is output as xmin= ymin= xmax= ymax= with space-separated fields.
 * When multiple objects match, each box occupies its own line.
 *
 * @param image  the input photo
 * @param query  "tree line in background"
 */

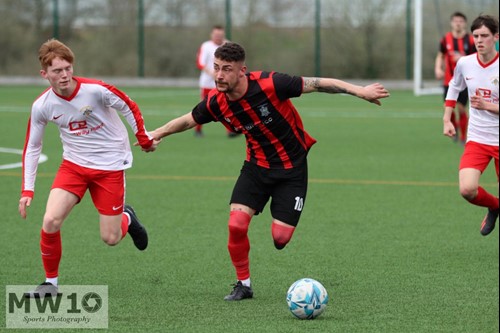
xmin=0 ymin=0 xmax=497 ymax=79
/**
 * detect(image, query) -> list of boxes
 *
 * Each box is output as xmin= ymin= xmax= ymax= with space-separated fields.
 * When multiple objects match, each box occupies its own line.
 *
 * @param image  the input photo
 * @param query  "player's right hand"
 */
xmin=443 ymin=121 xmax=456 ymax=138
xmin=19 ymin=197 xmax=32 ymax=219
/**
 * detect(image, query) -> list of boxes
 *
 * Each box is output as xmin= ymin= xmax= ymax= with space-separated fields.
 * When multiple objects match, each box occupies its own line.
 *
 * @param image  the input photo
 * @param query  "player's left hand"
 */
xmin=362 ymin=83 xmax=390 ymax=106
xmin=470 ymin=94 xmax=486 ymax=110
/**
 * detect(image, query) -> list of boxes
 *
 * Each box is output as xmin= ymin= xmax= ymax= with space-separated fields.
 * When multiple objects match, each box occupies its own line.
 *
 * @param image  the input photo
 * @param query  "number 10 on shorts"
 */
xmin=294 ymin=197 xmax=304 ymax=211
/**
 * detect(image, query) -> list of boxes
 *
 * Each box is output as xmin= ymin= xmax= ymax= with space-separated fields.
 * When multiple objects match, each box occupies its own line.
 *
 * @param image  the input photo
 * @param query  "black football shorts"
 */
xmin=230 ymin=161 xmax=308 ymax=227
xmin=444 ymin=86 xmax=469 ymax=106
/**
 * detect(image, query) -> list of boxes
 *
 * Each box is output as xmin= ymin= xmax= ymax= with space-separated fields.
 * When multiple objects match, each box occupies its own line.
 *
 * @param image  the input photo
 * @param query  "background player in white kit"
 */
xmin=443 ymin=15 xmax=499 ymax=236
xmin=195 ymin=25 xmax=231 ymax=137
xmin=18 ymin=39 xmax=160 ymax=297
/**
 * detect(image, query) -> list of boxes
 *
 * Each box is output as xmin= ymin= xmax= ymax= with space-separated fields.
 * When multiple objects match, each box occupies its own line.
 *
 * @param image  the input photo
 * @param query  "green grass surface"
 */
xmin=0 ymin=86 xmax=498 ymax=332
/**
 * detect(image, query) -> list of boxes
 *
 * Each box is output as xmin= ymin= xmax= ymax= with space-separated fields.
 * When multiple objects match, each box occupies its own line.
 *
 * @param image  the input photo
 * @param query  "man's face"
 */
xmin=472 ymin=25 xmax=499 ymax=55
xmin=450 ymin=16 xmax=466 ymax=33
xmin=213 ymin=58 xmax=245 ymax=93
xmin=40 ymin=57 xmax=74 ymax=94
xmin=211 ymin=29 xmax=225 ymax=46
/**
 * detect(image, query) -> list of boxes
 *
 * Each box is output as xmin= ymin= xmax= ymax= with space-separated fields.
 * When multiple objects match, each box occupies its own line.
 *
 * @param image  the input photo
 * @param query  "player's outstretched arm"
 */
xmin=149 ymin=113 xmax=198 ymax=141
xmin=134 ymin=113 xmax=196 ymax=151
xmin=302 ymin=77 xmax=390 ymax=106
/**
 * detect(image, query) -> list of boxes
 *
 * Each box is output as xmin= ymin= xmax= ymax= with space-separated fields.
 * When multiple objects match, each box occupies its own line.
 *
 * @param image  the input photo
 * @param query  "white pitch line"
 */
xmin=0 ymin=106 xmax=29 ymax=113
xmin=0 ymin=147 xmax=48 ymax=170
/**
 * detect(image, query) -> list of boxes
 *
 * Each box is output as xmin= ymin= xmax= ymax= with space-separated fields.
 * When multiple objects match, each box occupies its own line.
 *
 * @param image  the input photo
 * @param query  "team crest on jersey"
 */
xmin=257 ymin=104 xmax=271 ymax=118
xmin=80 ymin=105 xmax=93 ymax=117
xmin=491 ymin=76 xmax=499 ymax=87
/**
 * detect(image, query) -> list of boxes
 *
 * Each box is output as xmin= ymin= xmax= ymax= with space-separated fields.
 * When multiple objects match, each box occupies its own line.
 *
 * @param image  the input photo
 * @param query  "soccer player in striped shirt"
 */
xmin=19 ymin=39 xmax=160 ymax=298
xmin=435 ymin=12 xmax=476 ymax=144
xmin=443 ymin=15 xmax=499 ymax=236
xmin=148 ymin=42 xmax=390 ymax=301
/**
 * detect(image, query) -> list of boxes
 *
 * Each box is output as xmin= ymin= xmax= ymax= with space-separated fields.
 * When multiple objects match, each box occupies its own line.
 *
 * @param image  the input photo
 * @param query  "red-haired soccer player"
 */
xmin=443 ymin=15 xmax=499 ymax=235
xmin=148 ymin=42 xmax=390 ymax=301
xmin=19 ymin=39 xmax=159 ymax=297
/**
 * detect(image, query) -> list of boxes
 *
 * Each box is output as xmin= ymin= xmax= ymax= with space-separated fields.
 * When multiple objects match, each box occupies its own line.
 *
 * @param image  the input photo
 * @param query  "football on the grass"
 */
xmin=286 ymin=278 xmax=328 ymax=319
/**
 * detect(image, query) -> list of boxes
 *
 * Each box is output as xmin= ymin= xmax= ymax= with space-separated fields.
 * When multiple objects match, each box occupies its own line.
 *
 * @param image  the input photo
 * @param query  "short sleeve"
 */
xmin=272 ymin=72 xmax=303 ymax=101
xmin=439 ymin=37 xmax=446 ymax=54
xmin=191 ymin=98 xmax=216 ymax=125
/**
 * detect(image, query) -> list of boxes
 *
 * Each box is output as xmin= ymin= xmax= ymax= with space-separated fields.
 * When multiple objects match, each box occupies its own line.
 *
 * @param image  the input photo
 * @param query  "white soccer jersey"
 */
xmin=196 ymin=40 xmax=222 ymax=89
xmin=446 ymin=53 xmax=499 ymax=146
xmin=22 ymin=77 xmax=153 ymax=197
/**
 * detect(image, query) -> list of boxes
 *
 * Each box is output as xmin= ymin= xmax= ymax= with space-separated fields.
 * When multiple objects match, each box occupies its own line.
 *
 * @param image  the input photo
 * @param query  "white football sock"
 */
xmin=46 ymin=277 xmax=58 ymax=286
xmin=124 ymin=212 xmax=132 ymax=225
xmin=240 ymin=278 xmax=251 ymax=287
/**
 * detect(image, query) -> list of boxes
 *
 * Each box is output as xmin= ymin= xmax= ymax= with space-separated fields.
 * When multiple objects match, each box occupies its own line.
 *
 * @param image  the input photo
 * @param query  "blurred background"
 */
xmin=0 ymin=0 xmax=498 ymax=81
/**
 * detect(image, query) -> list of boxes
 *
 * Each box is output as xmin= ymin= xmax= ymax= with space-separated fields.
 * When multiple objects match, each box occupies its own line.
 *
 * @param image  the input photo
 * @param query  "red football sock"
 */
xmin=468 ymin=186 xmax=499 ymax=210
xmin=40 ymin=229 xmax=62 ymax=279
xmin=227 ymin=211 xmax=251 ymax=281
xmin=121 ymin=213 xmax=129 ymax=239
xmin=459 ymin=112 xmax=468 ymax=142
xmin=271 ymin=222 xmax=295 ymax=250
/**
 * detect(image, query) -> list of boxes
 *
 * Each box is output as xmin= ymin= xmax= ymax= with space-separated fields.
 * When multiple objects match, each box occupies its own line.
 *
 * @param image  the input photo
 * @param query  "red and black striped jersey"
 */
xmin=192 ymin=71 xmax=317 ymax=169
xmin=439 ymin=32 xmax=476 ymax=85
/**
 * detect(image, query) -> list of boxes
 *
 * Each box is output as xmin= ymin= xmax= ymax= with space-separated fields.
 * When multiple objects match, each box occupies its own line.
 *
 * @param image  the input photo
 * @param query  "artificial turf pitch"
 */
xmin=0 ymin=85 xmax=497 ymax=332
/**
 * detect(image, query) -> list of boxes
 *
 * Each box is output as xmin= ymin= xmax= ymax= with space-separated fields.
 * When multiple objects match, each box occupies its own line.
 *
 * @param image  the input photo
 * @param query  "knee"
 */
xmin=459 ymin=185 xmax=477 ymax=201
xmin=228 ymin=211 xmax=251 ymax=240
xmin=42 ymin=214 xmax=63 ymax=233
xmin=272 ymin=222 xmax=295 ymax=250
xmin=101 ymin=233 xmax=121 ymax=246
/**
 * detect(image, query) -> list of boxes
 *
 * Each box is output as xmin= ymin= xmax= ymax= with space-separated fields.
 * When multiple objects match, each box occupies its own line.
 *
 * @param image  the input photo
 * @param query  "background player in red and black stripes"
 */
xmin=435 ymin=12 xmax=476 ymax=144
xmin=148 ymin=42 xmax=390 ymax=301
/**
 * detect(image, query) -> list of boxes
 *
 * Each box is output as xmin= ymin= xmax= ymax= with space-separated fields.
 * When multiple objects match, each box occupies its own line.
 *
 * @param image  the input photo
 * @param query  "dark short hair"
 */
xmin=471 ymin=14 xmax=499 ymax=34
xmin=451 ymin=12 xmax=467 ymax=21
xmin=214 ymin=42 xmax=245 ymax=63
